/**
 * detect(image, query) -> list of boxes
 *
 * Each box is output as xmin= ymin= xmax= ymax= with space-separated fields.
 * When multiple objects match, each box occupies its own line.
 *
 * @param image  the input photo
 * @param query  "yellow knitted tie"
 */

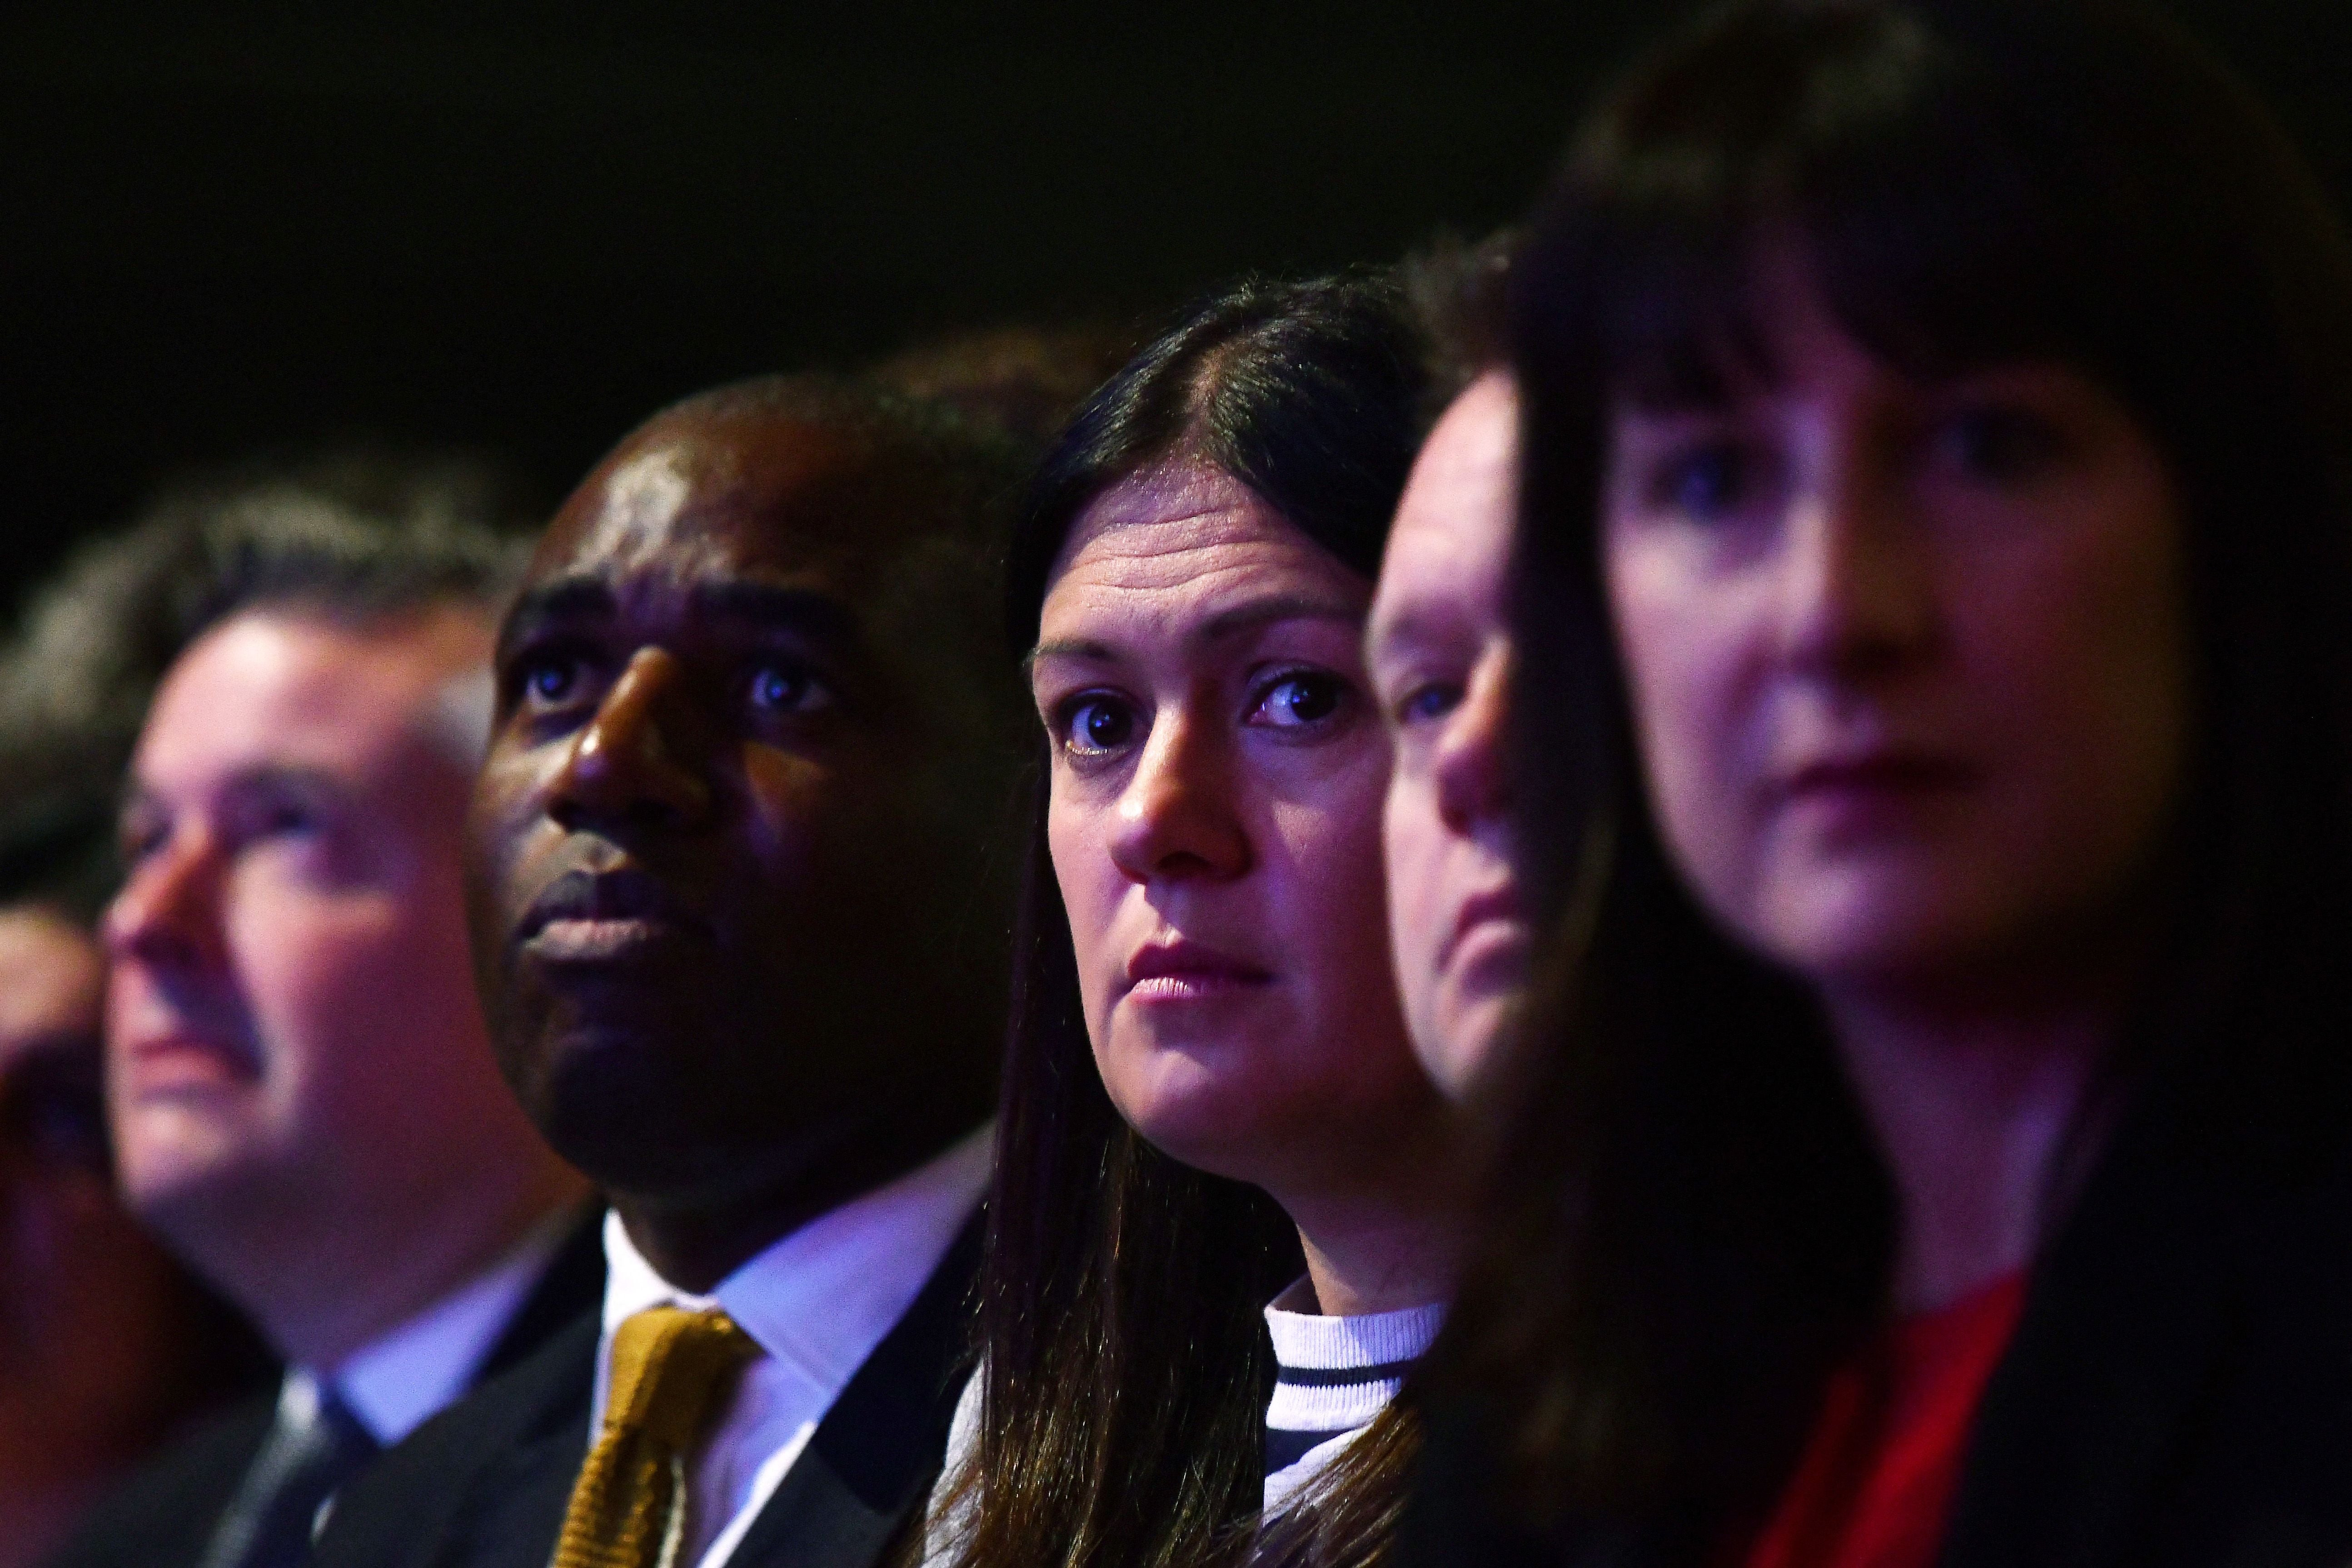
xmin=552 ymin=1307 xmax=759 ymax=1568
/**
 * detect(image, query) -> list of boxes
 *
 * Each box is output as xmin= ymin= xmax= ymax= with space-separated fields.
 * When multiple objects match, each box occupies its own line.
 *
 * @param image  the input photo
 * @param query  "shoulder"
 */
xmin=42 ymin=1392 xmax=278 ymax=1568
xmin=915 ymin=1369 xmax=984 ymax=1568
xmin=313 ymin=1317 xmax=600 ymax=1568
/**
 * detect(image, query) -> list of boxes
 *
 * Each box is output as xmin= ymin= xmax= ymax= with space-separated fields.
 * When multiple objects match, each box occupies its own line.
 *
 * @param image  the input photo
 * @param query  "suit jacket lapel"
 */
xmin=438 ymin=1323 xmax=597 ymax=1568
xmin=725 ymin=1215 xmax=982 ymax=1568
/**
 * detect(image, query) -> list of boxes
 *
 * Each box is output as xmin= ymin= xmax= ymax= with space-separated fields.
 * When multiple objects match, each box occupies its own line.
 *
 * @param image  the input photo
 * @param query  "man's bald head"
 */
xmin=543 ymin=375 xmax=1031 ymax=755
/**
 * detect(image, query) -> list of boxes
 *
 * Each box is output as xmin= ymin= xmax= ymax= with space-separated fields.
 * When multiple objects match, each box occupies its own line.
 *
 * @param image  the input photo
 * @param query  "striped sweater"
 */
xmin=1261 ymin=1280 xmax=1446 ymax=1515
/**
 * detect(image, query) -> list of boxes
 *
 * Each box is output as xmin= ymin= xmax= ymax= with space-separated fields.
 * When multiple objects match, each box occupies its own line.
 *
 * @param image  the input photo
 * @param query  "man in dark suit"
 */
xmin=43 ymin=485 xmax=603 ymax=1568
xmin=315 ymin=376 xmax=1027 ymax=1568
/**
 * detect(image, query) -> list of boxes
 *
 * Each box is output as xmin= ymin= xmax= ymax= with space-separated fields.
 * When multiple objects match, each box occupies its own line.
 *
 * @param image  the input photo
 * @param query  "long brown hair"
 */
xmin=942 ymin=273 xmax=1431 ymax=1568
xmin=1439 ymin=0 xmax=2352 ymax=1550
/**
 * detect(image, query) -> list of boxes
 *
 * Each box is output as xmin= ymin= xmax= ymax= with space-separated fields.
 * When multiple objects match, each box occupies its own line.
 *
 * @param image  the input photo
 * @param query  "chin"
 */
xmin=1421 ymin=989 xmax=1513 ymax=1101
xmin=1749 ymin=870 xmax=2024 ymax=991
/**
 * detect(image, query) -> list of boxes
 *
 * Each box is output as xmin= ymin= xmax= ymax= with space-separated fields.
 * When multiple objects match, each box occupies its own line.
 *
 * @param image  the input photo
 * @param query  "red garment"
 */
xmin=1742 ymin=1272 xmax=2028 ymax=1568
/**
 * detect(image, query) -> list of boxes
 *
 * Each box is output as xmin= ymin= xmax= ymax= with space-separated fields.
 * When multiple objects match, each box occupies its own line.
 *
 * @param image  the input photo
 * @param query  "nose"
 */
xmin=1435 ymin=642 xmax=1514 ymax=832
xmin=104 ymin=828 xmax=228 ymax=978
xmin=1779 ymin=435 xmax=1939 ymax=680
xmin=548 ymin=649 xmax=713 ymax=835
xmin=1106 ymin=707 xmax=1251 ymax=885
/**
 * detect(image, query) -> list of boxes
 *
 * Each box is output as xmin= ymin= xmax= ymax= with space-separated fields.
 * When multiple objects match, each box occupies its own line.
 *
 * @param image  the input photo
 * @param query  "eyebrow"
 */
xmin=497 ymin=573 xmax=858 ymax=663
xmin=497 ymin=574 xmax=615 ymax=663
xmin=117 ymin=764 xmax=349 ymax=824
xmin=1027 ymin=592 xmax=1365 ymax=672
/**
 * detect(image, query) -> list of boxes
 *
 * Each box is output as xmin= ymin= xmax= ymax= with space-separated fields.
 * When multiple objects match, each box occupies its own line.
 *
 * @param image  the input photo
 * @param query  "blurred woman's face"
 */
xmin=1601 ymin=256 xmax=2191 ymax=996
xmin=1034 ymin=461 xmax=1434 ymax=1196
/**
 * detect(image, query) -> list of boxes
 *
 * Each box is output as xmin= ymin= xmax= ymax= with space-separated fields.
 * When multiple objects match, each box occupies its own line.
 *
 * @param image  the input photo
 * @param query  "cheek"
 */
xmin=1382 ymin=768 xmax=1446 ymax=961
xmin=1044 ymin=789 xmax=1121 ymax=1027
xmin=1268 ymin=750 xmax=1408 ymax=1030
xmin=1961 ymin=517 xmax=2191 ymax=880
xmin=221 ymin=878 xmax=414 ymax=1102
xmin=1608 ymin=538 xmax=1754 ymax=901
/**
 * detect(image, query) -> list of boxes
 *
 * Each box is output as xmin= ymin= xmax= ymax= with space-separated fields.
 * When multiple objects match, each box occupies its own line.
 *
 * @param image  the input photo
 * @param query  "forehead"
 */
xmin=1376 ymin=376 xmax=1519 ymax=623
xmin=531 ymin=414 xmax=916 ymax=610
xmin=1041 ymin=464 xmax=1370 ymax=642
xmin=136 ymin=611 xmax=483 ymax=793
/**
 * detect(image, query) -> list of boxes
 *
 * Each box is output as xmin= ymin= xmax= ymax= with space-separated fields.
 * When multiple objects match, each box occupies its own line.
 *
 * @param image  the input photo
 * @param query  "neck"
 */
xmin=1823 ymin=966 xmax=2127 ymax=1314
xmin=239 ymin=1154 xmax=588 ymax=1371
xmin=614 ymin=1118 xmax=977 ymax=1294
xmin=1267 ymin=1108 xmax=1469 ymax=1318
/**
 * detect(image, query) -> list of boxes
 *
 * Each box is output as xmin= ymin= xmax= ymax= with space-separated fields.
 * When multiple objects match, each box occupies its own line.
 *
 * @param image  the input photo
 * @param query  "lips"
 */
xmin=516 ymin=866 xmax=707 ymax=966
xmin=1778 ymin=752 xmax=1976 ymax=802
xmin=120 ymin=1030 xmax=258 ymax=1095
xmin=1122 ymin=936 xmax=1276 ymax=1003
xmin=1440 ymin=883 xmax=1528 ymax=975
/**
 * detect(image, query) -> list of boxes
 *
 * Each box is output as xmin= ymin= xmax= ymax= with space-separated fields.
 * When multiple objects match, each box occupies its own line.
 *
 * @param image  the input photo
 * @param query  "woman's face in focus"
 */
xmin=1035 ymin=462 xmax=1433 ymax=1196
xmin=1602 ymin=257 xmax=2192 ymax=996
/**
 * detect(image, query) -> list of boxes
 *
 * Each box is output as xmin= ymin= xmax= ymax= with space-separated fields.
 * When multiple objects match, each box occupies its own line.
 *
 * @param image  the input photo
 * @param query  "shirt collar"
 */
xmin=317 ymin=1205 xmax=579 ymax=1445
xmin=595 ymin=1123 xmax=991 ymax=1421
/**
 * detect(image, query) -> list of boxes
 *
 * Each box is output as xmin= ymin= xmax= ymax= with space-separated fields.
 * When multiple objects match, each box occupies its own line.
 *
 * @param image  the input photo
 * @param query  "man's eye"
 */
xmin=1062 ymin=695 xmax=1137 ymax=757
xmin=748 ymin=662 xmax=830 ymax=715
xmin=257 ymin=802 xmax=319 ymax=838
xmin=1252 ymin=671 xmax=1347 ymax=730
xmin=1397 ymin=682 xmax=1463 ymax=726
xmin=118 ymin=817 xmax=167 ymax=866
xmin=518 ymin=656 xmax=579 ymax=706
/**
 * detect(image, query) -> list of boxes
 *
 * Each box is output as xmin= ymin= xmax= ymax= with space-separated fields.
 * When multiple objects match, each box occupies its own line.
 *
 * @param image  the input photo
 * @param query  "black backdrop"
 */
xmin=0 ymin=1 xmax=2345 ymax=610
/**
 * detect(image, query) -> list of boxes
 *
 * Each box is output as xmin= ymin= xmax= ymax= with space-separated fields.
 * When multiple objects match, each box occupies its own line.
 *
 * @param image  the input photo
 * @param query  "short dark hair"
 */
xmin=867 ymin=324 xmax=1141 ymax=450
xmin=1399 ymin=227 xmax=1520 ymax=410
xmin=0 ymin=450 xmax=531 ymax=914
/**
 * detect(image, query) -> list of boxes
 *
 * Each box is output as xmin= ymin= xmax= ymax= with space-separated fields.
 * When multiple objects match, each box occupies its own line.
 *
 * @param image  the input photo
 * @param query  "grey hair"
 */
xmin=0 ymin=449 xmax=534 ymax=912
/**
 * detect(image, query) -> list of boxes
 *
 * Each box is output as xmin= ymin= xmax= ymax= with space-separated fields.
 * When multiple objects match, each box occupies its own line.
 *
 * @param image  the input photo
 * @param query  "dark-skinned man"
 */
xmin=315 ymin=377 xmax=1027 ymax=1568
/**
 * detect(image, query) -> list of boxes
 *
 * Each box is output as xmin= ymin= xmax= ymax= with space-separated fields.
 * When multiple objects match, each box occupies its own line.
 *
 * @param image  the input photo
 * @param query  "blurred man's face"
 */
xmin=1369 ymin=373 xmax=1528 ymax=1097
xmin=104 ymin=608 xmax=521 ymax=1270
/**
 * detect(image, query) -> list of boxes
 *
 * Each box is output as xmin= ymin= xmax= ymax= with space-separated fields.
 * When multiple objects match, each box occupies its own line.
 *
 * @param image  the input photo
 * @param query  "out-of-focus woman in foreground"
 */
xmin=1415 ymin=2 xmax=2352 ymax=1566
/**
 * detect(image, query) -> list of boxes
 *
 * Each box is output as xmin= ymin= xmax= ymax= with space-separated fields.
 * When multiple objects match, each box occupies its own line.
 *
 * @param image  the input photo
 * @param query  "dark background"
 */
xmin=0 ymin=1 xmax=2345 ymax=611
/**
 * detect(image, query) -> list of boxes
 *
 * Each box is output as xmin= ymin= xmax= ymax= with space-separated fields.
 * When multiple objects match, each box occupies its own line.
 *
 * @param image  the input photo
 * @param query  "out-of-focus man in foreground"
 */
xmin=47 ymin=485 xmax=601 ymax=1568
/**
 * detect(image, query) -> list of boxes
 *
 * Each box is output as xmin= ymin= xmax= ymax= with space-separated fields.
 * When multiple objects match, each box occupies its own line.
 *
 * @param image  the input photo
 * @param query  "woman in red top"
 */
xmin=1418 ymin=3 xmax=2352 ymax=1567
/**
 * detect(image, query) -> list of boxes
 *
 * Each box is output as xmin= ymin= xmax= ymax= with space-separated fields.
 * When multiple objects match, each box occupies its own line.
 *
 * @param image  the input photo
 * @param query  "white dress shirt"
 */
xmin=295 ymin=1203 xmax=579 ymax=1447
xmin=592 ymin=1125 xmax=992 ymax=1568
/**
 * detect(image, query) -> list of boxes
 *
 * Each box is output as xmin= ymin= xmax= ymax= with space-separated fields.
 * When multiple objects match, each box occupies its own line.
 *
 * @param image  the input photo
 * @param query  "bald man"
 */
xmin=315 ymin=378 xmax=1028 ymax=1568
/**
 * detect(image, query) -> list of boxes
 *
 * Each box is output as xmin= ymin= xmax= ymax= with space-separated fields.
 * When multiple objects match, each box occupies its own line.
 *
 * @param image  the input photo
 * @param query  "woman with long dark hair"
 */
xmin=929 ymin=274 xmax=1468 ymax=1568
xmin=1417 ymin=1 xmax=2352 ymax=1564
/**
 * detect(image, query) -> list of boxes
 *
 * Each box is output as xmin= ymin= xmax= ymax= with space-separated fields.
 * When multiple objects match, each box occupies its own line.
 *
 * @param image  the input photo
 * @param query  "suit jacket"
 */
xmin=1403 ymin=1042 xmax=2352 ymax=1568
xmin=45 ymin=1207 xmax=608 ymax=1568
xmin=311 ymin=1215 xmax=982 ymax=1568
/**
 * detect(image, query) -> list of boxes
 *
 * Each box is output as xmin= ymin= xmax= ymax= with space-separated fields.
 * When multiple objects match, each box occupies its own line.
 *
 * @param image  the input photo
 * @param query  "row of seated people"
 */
xmin=20 ymin=2 xmax=2352 ymax=1566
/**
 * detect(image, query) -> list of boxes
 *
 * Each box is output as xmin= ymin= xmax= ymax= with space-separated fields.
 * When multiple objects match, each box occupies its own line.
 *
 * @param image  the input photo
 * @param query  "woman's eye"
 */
xmin=1652 ymin=441 xmax=1754 ymax=521
xmin=748 ymin=661 xmax=829 ymax=716
xmin=1935 ymin=405 xmax=2068 ymax=483
xmin=1062 ymin=695 xmax=1137 ymax=757
xmin=1253 ymin=671 xmax=1348 ymax=730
